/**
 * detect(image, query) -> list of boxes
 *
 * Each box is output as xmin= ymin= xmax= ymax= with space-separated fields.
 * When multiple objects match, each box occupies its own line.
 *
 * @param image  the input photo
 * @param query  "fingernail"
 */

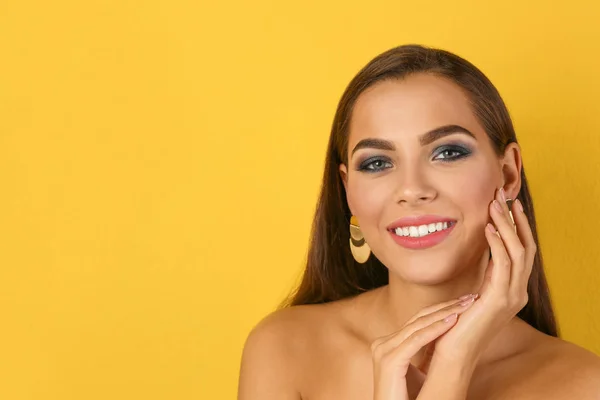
xmin=444 ymin=313 xmax=458 ymax=323
xmin=493 ymin=200 xmax=503 ymax=213
xmin=499 ymin=187 xmax=507 ymax=202
xmin=516 ymin=199 xmax=524 ymax=213
xmin=486 ymin=223 xmax=497 ymax=234
xmin=460 ymin=297 xmax=475 ymax=306
xmin=458 ymin=294 xmax=474 ymax=300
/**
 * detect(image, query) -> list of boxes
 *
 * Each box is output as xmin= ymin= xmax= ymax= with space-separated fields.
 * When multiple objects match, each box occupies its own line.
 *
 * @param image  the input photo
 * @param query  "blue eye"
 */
xmin=433 ymin=145 xmax=471 ymax=161
xmin=359 ymin=157 xmax=393 ymax=172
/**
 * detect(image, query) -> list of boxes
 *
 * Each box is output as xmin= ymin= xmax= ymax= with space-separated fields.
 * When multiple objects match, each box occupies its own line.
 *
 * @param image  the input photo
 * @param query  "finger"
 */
xmin=492 ymin=189 xmax=525 ymax=256
xmin=511 ymin=198 xmax=536 ymax=268
xmin=497 ymin=188 xmax=515 ymax=225
xmin=491 ymin=196 xmax=525 ymax=283
xmin=485 ymin=221 xmax=510 ymax=291
xmin=402 ymin=294 xmax=477 ymax=327
xmin=477 ymin=255 xmax=494 ymax=296
xmin=509 ymin=199 xmax=537 ymax=295
xmin=382 ymin=314 xmax=458 ymax=368
xmin=375 ymin=296 xmax=477 ymax=352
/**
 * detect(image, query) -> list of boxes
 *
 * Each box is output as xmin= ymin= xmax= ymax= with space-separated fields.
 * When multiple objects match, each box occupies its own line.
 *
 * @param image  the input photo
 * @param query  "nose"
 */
xmin=393 ymin=164 xmax=437 ymax=206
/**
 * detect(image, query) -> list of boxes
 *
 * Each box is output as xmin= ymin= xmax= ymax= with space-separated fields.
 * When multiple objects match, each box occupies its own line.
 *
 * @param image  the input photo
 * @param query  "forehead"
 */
xmin=349 ymin=74 xmax=483 ymax=145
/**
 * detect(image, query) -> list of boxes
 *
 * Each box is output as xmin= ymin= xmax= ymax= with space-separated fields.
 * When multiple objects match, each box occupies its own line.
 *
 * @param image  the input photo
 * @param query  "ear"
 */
xmin=339 ymin=163 xmax=354 ymax=214
xmin=339 ymin=163 xmax=348 ymax=192
xmin=500 ymin=142 xmax=522 ymax=200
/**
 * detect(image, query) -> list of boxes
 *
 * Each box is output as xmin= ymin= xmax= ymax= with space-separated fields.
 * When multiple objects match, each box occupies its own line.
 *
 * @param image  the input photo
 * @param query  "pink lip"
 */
xmin=389 ymin=223 xmax=456 ymax=250
xmin=387 ymin=215 xmax=458 ymax=250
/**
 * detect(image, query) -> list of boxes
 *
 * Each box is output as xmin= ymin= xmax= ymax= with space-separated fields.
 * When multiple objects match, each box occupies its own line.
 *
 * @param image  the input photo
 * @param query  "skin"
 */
xmin=238 ymin=74 xmax=600 ymax=399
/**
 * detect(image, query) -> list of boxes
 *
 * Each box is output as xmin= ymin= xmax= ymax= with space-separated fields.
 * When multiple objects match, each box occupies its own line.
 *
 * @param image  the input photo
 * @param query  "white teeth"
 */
xmin=393 ymin=222 xmax=453 ymax=238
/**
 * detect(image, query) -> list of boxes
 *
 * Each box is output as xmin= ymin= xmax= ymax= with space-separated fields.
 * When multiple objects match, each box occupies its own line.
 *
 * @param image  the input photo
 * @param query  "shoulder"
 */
xmin=477 ymin=321 xmax=600 ymax=400
xmin=546 ymin=338 xmax=600 ymax=397
xmin=245 ymin=300 xmax=344 ymax=343
xmin=242 ymin=304 xmax=327 ymax=356
xmin=519 ymin=333 xmax=600 ymax=399
xmin=237 ymin=302 xmax=345 ymax=399
xmin=242 ymin=292 xmax=365 ymax=356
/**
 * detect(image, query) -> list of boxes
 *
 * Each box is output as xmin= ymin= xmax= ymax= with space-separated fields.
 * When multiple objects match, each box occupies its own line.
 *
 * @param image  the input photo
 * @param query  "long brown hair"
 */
xmin=279 ymin=44 xmax=558 ymax=337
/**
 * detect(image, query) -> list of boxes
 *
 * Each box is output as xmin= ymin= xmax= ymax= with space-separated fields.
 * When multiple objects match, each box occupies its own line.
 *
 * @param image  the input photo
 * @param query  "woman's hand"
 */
xmin=426 ymin=187 xmax=537 ymax=374
xmin=371 ymin=294 xmax=479 ymax=400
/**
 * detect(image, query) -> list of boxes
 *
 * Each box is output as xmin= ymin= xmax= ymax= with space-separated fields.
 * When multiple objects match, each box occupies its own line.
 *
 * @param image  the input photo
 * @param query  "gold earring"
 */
xmin=349 ymin=216 xmax=371 ymax=263
xmin=506 ymin=198 xmax=516 ymax=229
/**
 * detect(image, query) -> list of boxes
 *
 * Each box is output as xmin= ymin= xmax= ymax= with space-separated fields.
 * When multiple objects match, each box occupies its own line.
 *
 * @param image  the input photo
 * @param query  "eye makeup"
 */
xmin=357 ymin=156 xmax=393 ymax=173
xmin=353 ymin=141 xmax=474 ymax=173
xmin=431 ymin=143 xmax=473 ymax=161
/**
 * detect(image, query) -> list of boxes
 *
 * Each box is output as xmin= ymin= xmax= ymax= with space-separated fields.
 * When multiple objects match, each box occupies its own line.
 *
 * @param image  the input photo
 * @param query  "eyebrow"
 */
xmin=350 ymin=124 xmax=476 ymax=157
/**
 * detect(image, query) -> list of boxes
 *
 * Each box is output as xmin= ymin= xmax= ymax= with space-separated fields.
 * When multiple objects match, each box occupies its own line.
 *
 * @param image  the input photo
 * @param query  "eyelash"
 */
xmin=357 ymin=145 xmax=472 ymax=173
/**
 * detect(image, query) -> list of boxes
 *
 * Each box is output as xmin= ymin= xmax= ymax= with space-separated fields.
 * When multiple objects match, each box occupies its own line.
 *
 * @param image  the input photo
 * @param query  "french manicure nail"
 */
xmin=499 ymin=187 xmax=507 ymax=202
xmin=493 ymin=200 xmax=503 ymax=213
xmin=460 ymin=298 xmax=475 ymax=306
xmin=444 ymin=313 xmax=458 ymax=323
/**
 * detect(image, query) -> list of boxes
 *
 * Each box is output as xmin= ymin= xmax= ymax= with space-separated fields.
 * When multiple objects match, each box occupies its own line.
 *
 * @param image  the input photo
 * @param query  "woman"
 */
xmin=238 ymin=45 xmax=600 ymax=399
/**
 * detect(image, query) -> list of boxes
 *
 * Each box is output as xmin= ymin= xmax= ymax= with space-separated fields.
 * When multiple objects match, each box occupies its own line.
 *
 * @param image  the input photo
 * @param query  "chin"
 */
xmin=380 ymin=250 xmax=471 ymax=286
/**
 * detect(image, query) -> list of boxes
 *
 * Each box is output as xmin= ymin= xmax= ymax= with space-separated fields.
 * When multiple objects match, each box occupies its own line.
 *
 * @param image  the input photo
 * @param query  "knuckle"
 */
xmin=494 ymin=297 xmax=509 ymax=310
xmin=408 ymin=330 xmax=423 ymax=344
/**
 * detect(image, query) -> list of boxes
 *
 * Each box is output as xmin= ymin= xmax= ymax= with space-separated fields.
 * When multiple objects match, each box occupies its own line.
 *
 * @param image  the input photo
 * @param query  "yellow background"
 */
xmin=1 ymin=1 xmax=599 ymax=399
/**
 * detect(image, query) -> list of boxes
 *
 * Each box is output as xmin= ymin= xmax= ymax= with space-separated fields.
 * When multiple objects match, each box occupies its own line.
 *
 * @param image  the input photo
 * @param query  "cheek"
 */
xmin=347 ymin=176 xmax=392 ymax=226
xmin=452 ymin=165 xmax=497 ymax=223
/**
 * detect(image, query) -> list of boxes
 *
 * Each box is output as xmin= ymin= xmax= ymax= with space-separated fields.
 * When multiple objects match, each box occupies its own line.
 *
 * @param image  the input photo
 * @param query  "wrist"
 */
xmin=430 ymin=344 xmax=481 ymax=369
xmin=430 ymin=356 xmax=476 ymax=380
xmin=416 ymin=356 xmax=476 ymax=400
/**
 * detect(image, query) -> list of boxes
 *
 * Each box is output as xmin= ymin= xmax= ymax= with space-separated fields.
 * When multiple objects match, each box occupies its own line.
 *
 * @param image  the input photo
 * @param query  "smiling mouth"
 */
xmin=389 ymin=221 xmax=457 ymax=238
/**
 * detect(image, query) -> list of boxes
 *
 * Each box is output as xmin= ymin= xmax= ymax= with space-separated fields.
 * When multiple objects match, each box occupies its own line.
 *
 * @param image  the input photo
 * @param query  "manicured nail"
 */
xmin=487 ymin=223 xmax=497 ymax=234
xmin=444 ymin=313 xmax=458 ymax=323
xmin=515 ymin=199 xmax=524 ymax=213
xmin=493 ymin=200 xmax=503 ymax=213
xmin=499 ymin=187 xmax=507 ymax=202
xmin=460 ymin=297 xmax=475 ymax=306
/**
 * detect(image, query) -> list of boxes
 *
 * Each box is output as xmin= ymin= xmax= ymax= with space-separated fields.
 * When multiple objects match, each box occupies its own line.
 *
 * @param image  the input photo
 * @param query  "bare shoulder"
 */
xmin=237 ymin=301 xmax=347 ymax=400
xmin=243 ymin=303 xmax=334 ymax=357
xmin=515 ymin=332 xmax=600 ymax=399
xmin=540 ymin=337 xmax=600 ymax=398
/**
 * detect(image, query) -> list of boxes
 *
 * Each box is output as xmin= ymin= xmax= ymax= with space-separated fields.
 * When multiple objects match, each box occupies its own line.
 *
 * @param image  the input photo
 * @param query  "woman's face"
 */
xmin=339 ymin=73 xmax=520 ymax=284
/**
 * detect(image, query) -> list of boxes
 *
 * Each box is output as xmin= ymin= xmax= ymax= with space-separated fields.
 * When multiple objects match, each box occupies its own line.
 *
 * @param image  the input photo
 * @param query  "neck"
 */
xmin=378 ymin=247 xmax=490 ymax=332
xmin=364 ymin=246 xmax=531 ymax=367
